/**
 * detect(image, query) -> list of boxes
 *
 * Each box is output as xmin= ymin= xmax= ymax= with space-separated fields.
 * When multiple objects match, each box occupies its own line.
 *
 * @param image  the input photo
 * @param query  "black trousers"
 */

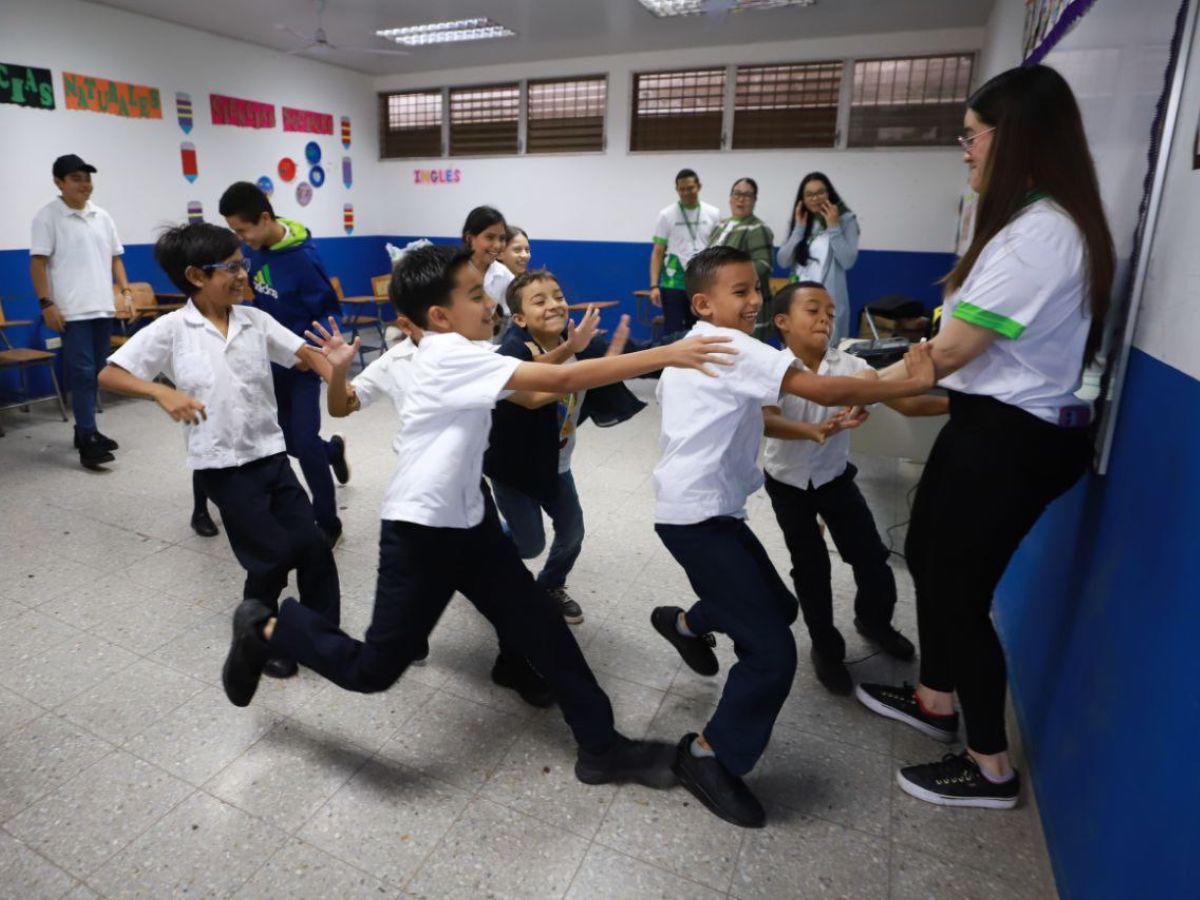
xmin=764 ymin=465 xmax=896 ymax=660
xmin=907 ymin=391 xmax=1089 ymax=754
xmin=656 ymin=517 xmax=798 ymax=776
xmin=269 ymin=491 xmax=617 ymax=755
xmin=661 ymin=287 xmax=697 ymax=335
xmin=195 ymin=453 xmax=340 ymax=629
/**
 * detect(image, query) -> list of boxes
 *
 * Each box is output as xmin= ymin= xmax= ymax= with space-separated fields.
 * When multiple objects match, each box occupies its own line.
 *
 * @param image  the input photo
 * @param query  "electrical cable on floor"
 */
xmin=885 ymin=482 xmax=920 ymax=562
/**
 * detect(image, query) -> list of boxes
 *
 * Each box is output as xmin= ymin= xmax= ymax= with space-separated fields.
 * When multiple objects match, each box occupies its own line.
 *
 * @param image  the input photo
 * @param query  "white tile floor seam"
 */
xmin=0 ymin=386 xmax=1056 ymax=899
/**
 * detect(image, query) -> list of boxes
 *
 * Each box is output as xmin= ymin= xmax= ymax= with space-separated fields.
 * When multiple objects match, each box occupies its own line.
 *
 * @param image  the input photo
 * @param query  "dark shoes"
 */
xmin=222 ymin=599 xmax=273 ymax=707
xmin=547 ymin=586 xmax=583 ymax=625
xmin=855 ymin=682 xmax=959 ymax=742
xmin=329 ymin=434 xmax=351 ymax=485
xmin=897 ymin=751 xmax=1020 ymax=809
xmin=75 ymin=430 xmax=118 ymax=452
xmin=491 ymin=653 xmax=555 ymax=708
xmin=811 ymin=646 xmax=853 ymax=696
xmin=77 ymin=431 xmax=115 ymax=469
xmin=651 ymin=606 xmax=718 ymax=676
xmin=575 ymin=734 xmax=677 ymax=789
xmin=672 ymin=733 xmax=765 ymax=828
xmin=190 ymin=509 xmax=219 ymax=537
xmin=854 ymin=618 xmax=915 ymax=660
xmin=263 ymin=657 xmax=299 ymax=679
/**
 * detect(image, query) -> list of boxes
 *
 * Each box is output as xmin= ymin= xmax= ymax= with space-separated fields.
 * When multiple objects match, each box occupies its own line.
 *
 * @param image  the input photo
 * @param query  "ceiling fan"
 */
xmin=276 ymin=0 xmax=410 ymax=56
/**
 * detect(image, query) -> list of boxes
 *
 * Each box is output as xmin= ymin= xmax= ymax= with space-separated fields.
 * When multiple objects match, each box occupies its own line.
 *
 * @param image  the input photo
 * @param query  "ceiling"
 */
xmin=89 ymin=0 xmax=994 ymax=76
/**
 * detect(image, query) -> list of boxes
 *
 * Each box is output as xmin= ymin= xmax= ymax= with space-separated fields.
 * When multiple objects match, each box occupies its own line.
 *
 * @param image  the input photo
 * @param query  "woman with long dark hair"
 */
xmin=776 ymin=172 xmax=859 ymax=344
xmin=462 ymin=205 xmax=514 ymax=322
xmin=855 ymin=65 xmax=1114 ymax=809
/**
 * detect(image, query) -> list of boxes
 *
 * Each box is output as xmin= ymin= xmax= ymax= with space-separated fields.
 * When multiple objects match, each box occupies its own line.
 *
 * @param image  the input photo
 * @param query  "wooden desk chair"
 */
xmin=769 ymin=276 xmax=791 ymax=297
xmin=110 ymin=283 xmax=165 ymax=350
xmin=332 ymin=276 xmax=384 ymax=367
xmin=633 ymin=290 xmax=665 ymax=342
xmin=0 ymin=298 xmax=68 ymax=433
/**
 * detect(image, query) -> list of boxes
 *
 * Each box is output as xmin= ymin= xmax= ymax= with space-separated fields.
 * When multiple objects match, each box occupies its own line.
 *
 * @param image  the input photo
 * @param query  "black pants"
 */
xmin=273 ymin=366 xmax=340 ymax=532
xmin=195 ymin=453 xmax=340 ymax=628
xmin=661 ymin=287 xmax=696 ymax=335
xmin=269 ymin=492 xmax=617 ymax=755
xmin=656 ymin=517 xmax=798 ymax=776
xmin=907 ymin=391 xmax=1089 ymax=754
xmin=764 ymin=466 xmax=896 ymax=660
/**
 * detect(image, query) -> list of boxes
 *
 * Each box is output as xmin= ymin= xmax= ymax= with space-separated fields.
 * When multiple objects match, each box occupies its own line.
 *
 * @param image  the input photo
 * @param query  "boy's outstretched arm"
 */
xmin=305 ymin=318 xmax=362 ymax=417
xmin=98 ymin=364 xmax=207 ymax=424
xmin=505 ymin=312 xmax=632 ymax=410
xmin=781 ymin=343 xmax=935 ymax=407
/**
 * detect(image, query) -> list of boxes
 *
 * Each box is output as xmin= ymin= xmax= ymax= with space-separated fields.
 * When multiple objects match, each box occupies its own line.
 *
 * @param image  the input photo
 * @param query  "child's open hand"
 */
xmin=605 ymin=314 xmax=631 ymax=357
xmin=903 ymin=341 xmax=936 ymax=388
xmin=566 ymin=305 xmax=602 ymax=353
xmin=667 ymin=335 xmax=737 ymax=377
xmin=306 ymin=317 xmax=360 ymax=370
xmin=155 ymin=386 xmax=206 ymax=425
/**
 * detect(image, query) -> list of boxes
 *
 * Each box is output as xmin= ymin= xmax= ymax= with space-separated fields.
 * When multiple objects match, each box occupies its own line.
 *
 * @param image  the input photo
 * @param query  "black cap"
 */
xmin=52 ymin=154 xmax=97 ymax=179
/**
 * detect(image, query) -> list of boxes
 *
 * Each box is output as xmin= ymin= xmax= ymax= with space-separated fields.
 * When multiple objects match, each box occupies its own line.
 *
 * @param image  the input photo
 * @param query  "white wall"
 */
xmin=977 ymin=0 xmax=1026 ymax=83
xmin=0 ymin=0 xmax=380 ymax=251
xmin=372 ymin=27 xmax=983 ymax=252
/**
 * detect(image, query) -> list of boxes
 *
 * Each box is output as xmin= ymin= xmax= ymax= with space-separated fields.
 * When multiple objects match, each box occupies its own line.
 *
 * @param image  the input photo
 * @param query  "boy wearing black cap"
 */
xmin=30 ymin=154 xmax=134 ymax=469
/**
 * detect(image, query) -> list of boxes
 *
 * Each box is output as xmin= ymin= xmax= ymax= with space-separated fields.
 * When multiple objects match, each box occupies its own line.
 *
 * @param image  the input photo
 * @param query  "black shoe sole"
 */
xmin=263 ymin=658 xmax=298 ymax=679
xmin=79 ymin=453 xmax=115 ymax=470
xmin=191 ymin=517 xmax=219 ymax=537
xmin=222 ymin=601 xmax=270 ymax=707
xmin=575 ymin=744 xmax=677 ymax=789
xmin=330 ymin=434 xmax=350 ymax=485
xmin=651 ymin=607 xmax=718 ymax=677
xmin=896 ymin=768 xmax=1019 ymax=809
xmin=672 ymin=754 xmax=765 ymax=828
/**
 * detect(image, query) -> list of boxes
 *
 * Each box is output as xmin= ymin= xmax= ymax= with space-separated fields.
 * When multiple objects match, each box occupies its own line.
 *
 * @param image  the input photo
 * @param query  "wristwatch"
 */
xmin=38 ymin=297 xmax=53 ymax=309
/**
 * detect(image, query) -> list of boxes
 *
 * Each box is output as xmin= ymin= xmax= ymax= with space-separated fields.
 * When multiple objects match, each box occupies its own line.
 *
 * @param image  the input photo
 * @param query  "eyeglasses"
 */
xmin=957 ymin=127 xmax=996 ymax=151
xmin=730 ymin=190 xmax=757 ymax=200
xmin=202 ymin=259 xmax=251 ymax=274
xmin=803 ymin=188 xmax=829 ymax=200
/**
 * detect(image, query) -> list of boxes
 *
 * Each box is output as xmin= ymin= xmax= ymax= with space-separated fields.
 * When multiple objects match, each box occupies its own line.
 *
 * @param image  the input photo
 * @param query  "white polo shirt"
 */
xmin=30 ymin=198 xmax=124 ymax=321
xmin=381 ymin=331 xmax=521 ymax=528
xmin=941 ymin=198 xmax=1091 ymax=424
xmin=653 ymin=201 xmax=721 ymax=290
xmin=108 ymin=301 xmax=304 ymax=470
xmin=653 ymin=322 xmax=796 ymax=525
xmin=483 ymin=261 xmax=515 ymax=315
xmin=763 ymin=348 xmax=870 ymax=490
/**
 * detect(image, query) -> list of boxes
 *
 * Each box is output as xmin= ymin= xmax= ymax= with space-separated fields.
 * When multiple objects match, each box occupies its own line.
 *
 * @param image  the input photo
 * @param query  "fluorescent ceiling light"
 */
xmin=376 ymin=18 xmax=516 ymax=46
xmin=637 ymin=0 xmax=816 ymax=18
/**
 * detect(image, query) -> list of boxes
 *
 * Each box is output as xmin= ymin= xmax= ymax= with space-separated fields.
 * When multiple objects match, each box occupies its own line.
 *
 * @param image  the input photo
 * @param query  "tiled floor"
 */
xmin=0 ymin=379 xmax=1056 ymax=899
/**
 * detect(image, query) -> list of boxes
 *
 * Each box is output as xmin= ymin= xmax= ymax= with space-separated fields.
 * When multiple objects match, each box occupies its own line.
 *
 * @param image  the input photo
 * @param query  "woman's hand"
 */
xmin=820 ymin=199 xmax=841 ymax=227
xmin=794 ymin=201 xmax=808 ymax=227
xmin=153 ymin=385 xmax=207 ymax=424
xmin=664 ymin=335 xmax=737 ymax=377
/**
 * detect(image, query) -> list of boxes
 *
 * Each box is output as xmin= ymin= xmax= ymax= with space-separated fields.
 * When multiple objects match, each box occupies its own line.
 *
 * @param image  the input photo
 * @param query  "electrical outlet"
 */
xmin=45 ymin=336 xmax=62 ymax=350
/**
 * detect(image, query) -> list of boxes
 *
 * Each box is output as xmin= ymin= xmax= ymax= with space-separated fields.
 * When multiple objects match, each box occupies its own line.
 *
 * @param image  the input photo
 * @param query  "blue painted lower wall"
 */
xmin=996 ymin=347 xmax=1199 ymax=899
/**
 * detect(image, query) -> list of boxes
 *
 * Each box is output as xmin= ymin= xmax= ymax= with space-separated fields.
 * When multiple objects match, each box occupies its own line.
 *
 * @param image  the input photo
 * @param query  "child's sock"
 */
xmin=689 ymin=737 xmax=715 ymax=759
xmin=676 ymin=613 xmax=696 ymax=638
xmin=980 ymin=765 xmax=1015 ymax=784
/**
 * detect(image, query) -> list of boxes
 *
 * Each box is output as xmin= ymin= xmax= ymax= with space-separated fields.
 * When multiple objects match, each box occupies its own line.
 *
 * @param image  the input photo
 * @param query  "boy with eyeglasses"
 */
xmin=98 ymin=222 xmax=342 ymax=659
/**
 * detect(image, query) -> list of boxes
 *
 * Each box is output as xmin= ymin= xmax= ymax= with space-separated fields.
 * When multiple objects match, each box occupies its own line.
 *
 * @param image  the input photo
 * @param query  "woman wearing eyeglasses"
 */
xmin=706 ymin=177 xmax=776 ymax=341
xmin=854 ymin=65 xmax=1114 ymax=810
xmin=777 ymin=172 xmax=859 ymax=345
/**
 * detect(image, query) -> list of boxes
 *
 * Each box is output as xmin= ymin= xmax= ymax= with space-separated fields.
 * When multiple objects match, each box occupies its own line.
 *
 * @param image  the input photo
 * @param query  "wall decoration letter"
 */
xmin=283 ymin=106 xmax=333 ymax=134
xmin=210 ymin=93 xmax=275 ymax=128
xmin=0 ymin=61 xmax=55 ymax=110
xmin=63 ymin=71 xmax=161 ymax=119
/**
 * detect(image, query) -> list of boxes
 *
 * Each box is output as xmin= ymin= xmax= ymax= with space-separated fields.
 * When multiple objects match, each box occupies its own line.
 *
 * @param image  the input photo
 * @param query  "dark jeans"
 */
xmin=195 ymin=453 xmax=340 ymax=628
xmin=269 ymin=492 xmax=618 ymax=755
xmin=273 ymin=365 xmax=340 ymax=532
xmin=764 ymin=465 xmax=896 ymax=660
xmin=492 ymin=471 xmax=585 ymax=588
xmin=907 ymin=391 xmax=1090 ymax=754
xmin=660 ymin=287 xmax=696 ymax=335
xmin=63 ymin=317 xmax=112 ymax=434
xmin=656 ymin=517 xmax=799 ymax=776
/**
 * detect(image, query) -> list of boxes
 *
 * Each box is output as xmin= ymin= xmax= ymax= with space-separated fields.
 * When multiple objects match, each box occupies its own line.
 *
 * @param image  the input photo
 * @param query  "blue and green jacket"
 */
xmin=244 ymin=217 xmax=341 ymax=338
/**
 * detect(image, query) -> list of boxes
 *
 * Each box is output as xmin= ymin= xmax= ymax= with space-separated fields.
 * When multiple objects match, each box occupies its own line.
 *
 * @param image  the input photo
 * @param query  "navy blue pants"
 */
xmin=656 ymin=517 xmax=799 ymax=776
xmin=492 ymin=471 xmax=585 ymax=589
xmin=660 ymin=287 xmax=696 ymax=335
xmin=63 ymin=317 xmax=112 ymax=434
xmin=195 ymin=453 xmax=340 ymax=627
xmin=269 ymin=492 xmax=617 ymax=755
xmin=764 ymin=465 xmax=896 ymax=660
xmin=272 ymin=365 xmax=339 ymax=532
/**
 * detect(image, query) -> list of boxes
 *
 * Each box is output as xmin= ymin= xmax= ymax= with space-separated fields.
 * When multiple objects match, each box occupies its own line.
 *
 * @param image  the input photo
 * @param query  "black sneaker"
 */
xmin=491 ymin=652 xmax=554 ymax=708
xmin=222 ymin=599 xmax=273 ymax=707
xmin=897 ymin=751 xmax=1020 ymax=809
xmin=190 ymin=510 xmax=219 ymax=537
xmin=671 ymin=733 xmax=765 ymax=828
xmin=77 ymin=432 xmax=115 ymax=470
xmin=263 ymin=657 xmax=298 ymax=679
xmin=329 ymin=434 xmax=351 ymax=485
xmin=651 ymin=606 xmax=718 ymax=676
xmin=547 ymin=586 xmax=583 ymax=624
xmin=75 ymin=430 xmax=118 ymax=452
xmin=855 ymin=682 xmax=959 ymax=742
xmin=854 ymin=618 xmax=916 ymax=660
xmin=811 ymin=646 xmax=853 ymax=696
xmin=575 ymin=734 xmax=677 ymax=789
xmin=318 ymin=523 xmax=343 ymax=550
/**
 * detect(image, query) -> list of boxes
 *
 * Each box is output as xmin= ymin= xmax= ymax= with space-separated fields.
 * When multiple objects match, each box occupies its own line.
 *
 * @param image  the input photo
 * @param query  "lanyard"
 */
xmin=679 ymin=202 xmax=700 ymax=243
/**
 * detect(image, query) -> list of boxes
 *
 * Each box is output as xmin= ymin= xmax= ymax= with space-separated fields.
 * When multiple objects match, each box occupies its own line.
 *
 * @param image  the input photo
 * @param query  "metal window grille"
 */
xmin=527 ymin=76 xmax=607 ymax=153
xmin=449 ymin=83 xmax=520 ymax=156
xmin=733 ymin=61 xmax=843 ymax=148
xmin=379 ymin=90 xmax=443 ymax=158
xmin=848 ymin=54 xmax=975 ymax=147
xmin=631 ymin=67 xmax=726 ymax=151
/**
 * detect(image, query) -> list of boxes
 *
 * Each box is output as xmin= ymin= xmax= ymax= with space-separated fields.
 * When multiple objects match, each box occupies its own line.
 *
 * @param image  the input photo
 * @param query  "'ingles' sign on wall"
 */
xmin=0 ymin=61 xmax=55 ymax=110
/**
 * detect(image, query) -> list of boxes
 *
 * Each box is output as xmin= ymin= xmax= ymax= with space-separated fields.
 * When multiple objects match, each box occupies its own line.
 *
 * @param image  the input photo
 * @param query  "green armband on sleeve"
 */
xmin=952 ymin=301 xmax=1026 ymax=339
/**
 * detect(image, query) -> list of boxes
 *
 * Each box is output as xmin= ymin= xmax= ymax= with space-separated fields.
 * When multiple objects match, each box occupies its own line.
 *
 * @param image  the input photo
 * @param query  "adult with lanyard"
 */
xmin=776 ymin=172 xmax=859 ymax=345
xmin=706 ymin=177 xmax=775 ymax=342
xmin=855 ymin=65 xmax=1113 ymax=810
xmin=649 ymin=168 xmax=720 ymax=334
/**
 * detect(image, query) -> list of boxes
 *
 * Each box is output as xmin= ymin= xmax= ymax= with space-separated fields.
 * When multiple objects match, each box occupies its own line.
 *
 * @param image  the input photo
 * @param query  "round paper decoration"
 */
xmin=309 ymin=165 xmax=325 ymax=188
xmin=305 ymin=141 xmax=321 ymax=164
xmin=342 ymin=156 xmax=352 ymax=189
xmin=277 ymin=157 xmax=296 ymax=182
xmin=295 ymin=181 xmax=313 ymax=207
xmin=343 ymin=203 xmax=354 ymax=235
xmin=256 ymin=175 xmax=274 ymax=197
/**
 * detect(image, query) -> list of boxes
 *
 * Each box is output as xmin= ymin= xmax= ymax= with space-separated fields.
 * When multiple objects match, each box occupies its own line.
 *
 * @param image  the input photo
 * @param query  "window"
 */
xmin=848 ymin=54 xmax=974 ymax=147
xmin=527 ymin=76 xmax=607 ymax=153
xmin=733 ymin=61 xmax=842 ymax=149
xmin=379 ymin=90 xmax=443 ymax=158
xmin=631 ymin=67 xmax=726 ymax=151
xmin=449 ymin=83 xmax=519 ymax=155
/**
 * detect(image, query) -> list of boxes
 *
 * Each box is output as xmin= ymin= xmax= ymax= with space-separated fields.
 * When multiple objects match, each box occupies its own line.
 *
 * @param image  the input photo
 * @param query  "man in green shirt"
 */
xmin=649 ymin=169 xmax=720 ymax=333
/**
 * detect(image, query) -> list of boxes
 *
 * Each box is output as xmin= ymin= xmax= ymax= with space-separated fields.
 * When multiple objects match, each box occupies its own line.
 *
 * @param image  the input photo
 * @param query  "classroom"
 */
xmin=0 ymin=1 xmax=1195 ymax=898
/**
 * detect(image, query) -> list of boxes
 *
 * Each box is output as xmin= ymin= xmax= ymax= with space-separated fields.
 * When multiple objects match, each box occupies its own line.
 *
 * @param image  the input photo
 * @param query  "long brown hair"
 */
xmin=945 ymin=65 xmax=1114 ymax=361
